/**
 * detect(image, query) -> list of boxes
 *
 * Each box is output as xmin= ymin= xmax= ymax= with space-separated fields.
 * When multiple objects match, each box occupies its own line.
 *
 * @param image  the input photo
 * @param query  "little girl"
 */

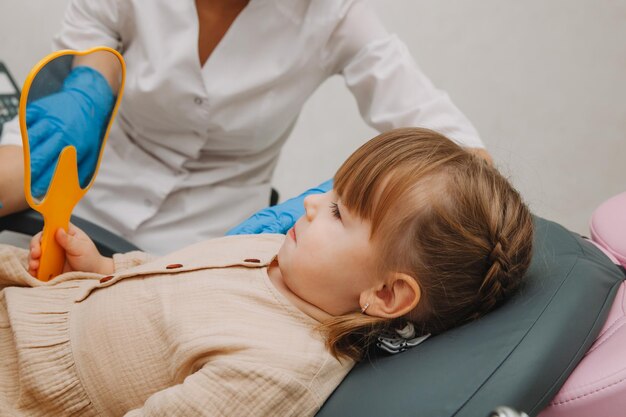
xmin=0 ymin=127 xmax=533 ymax=416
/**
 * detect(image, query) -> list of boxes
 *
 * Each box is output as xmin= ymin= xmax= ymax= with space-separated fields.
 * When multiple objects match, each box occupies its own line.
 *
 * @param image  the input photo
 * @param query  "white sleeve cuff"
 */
xmin=0 ymin=117 xmax=23 ymax=147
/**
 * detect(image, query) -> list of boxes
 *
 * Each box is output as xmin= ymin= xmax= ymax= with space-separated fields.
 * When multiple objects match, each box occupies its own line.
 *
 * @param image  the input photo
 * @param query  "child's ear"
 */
xmin=362 ymin=273 xmax=421 ymax=318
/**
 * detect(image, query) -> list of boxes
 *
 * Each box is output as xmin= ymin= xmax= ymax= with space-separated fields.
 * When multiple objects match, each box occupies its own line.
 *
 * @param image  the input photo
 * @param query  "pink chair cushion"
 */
xmin=539 ymin=191 xmax=626 ymax=417
xmin=589 ymin=191 xmax=626 ymax=267
xmin=538 ymin=282 xmax=626 ymax=417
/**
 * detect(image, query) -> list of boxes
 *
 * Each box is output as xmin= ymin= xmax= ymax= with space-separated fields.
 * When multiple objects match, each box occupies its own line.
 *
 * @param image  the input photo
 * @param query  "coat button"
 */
xmin=166 ymin=263 xmax=183 ymax=269
xmin=244 ymin=258 xmax=261 ymax=263
xmin=100 ymin=275 xmax=114 ymax=283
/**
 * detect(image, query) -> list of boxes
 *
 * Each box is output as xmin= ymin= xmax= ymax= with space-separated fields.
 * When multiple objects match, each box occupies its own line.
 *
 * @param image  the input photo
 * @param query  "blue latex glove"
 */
xmin=26 ymin=66 xmax=115 ymax=197
xmin=227 ymin=179 xmax=333 ymax=235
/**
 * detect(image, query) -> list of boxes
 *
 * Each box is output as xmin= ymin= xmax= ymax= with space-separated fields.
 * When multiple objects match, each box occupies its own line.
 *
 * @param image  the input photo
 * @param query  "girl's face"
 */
xmin=276 ymin=191 xmax=379 ymax=316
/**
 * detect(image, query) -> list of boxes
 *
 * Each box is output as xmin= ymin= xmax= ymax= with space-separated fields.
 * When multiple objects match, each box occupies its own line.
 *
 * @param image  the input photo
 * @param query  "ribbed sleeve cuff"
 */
xmin=112 ymin=251 xmax=154 ymax=272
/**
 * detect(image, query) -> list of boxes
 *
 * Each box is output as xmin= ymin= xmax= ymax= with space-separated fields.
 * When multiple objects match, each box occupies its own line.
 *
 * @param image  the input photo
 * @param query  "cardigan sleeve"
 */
xmin=0 ymin=245 xmax=33 ymax=289
xmin=123 ymin=358 xmax=321 ymax=417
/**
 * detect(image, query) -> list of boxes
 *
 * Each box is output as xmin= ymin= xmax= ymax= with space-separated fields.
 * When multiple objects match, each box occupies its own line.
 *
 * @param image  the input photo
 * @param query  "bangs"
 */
xmin=334 ymin=128 xmax=464 ymax=237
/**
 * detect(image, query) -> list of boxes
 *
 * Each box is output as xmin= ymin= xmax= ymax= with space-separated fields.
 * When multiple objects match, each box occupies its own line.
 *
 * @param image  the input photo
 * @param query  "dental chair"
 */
xmin=318 ymin=207 xmax=626 ymax=417
xmin=1 ymin=198 xmax=625 ymax=417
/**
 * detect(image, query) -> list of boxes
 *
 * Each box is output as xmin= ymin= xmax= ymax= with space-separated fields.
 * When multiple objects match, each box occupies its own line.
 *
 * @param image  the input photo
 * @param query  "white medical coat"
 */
xmin=0 ymin=0 xmax=483 ymax=254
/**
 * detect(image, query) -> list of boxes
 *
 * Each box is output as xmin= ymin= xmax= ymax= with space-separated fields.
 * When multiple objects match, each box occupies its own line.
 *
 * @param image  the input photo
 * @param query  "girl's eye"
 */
xmin=330 ymin=202 xmax=342 ymax=220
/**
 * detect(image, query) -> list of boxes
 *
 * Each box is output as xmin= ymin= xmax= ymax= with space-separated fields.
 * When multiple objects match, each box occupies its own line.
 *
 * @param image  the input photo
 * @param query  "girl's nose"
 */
xmin=303 ymin=194 xmax=320 ymax=221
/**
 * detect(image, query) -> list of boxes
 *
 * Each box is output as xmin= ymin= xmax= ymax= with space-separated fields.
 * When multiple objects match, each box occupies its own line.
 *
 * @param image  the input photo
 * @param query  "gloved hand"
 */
xmin=227 ymin=179 xmax=333 ymax=235
xmin=26 ymin=66 xmax=114 ymax=197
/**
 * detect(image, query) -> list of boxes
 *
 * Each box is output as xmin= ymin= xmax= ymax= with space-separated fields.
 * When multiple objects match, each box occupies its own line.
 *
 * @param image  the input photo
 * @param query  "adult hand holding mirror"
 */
xmin=20 ymin=47 xmax=125 ymax=281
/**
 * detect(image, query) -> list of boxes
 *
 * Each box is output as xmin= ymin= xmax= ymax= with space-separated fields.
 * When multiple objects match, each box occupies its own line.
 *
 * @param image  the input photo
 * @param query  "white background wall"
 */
xmin=1 ymin=0 xmax=624 ymax=235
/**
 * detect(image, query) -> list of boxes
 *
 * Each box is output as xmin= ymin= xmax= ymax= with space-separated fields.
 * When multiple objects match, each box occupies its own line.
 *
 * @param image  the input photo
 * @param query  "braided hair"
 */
xmin=319 ymin=127 xmax=534 ymax=360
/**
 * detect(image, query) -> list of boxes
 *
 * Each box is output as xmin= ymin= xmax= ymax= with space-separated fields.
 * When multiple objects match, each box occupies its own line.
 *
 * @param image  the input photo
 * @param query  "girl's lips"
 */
xmin=288 ymin=226 xmax=296 ymax=243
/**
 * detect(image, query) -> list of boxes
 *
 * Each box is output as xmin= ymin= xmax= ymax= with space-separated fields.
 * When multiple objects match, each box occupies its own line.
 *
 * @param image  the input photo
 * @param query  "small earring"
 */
xmin=360 ymin=303 xmax=370 ymax=314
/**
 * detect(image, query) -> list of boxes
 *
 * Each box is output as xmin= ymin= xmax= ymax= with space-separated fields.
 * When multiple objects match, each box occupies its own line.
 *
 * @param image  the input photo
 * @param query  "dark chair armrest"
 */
xmin=0 ymin=209 xmax=140 ymax=256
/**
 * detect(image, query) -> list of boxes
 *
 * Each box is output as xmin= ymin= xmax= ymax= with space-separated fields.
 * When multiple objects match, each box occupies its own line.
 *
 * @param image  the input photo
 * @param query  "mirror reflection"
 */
xmin=25 ymin=50 xmax=122 ymax=200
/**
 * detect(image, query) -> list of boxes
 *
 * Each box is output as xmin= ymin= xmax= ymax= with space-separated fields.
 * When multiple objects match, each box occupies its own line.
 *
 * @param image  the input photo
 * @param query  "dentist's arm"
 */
xmin=73 ymin=50 xmax=122 ymax=91
xmin=327 ymin=1 xmax=488 ymax=150
xmin=0 ymin=145 xmax=28 ymax=216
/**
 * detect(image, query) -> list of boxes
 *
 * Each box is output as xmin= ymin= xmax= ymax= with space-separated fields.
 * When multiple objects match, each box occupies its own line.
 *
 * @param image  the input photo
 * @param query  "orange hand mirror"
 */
xmin=19 ymin=47 xmax=125 ymax=281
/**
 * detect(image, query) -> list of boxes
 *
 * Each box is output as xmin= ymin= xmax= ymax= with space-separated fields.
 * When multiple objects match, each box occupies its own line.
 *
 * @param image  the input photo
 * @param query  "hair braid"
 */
xmin=476 ymin=237 xmax=510 ymax=316
xmin=474 ymin=174 xmax=532 ymax=318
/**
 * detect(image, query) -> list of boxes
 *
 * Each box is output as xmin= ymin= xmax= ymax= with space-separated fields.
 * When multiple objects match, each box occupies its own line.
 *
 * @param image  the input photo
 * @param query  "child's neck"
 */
xmin=267 ymin=261 xmax=332 ymax=323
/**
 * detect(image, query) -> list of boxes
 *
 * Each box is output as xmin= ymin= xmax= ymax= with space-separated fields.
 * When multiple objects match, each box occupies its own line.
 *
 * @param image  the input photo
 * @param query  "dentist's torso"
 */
xmin=58 ymin=0 xmax=342 ymax=253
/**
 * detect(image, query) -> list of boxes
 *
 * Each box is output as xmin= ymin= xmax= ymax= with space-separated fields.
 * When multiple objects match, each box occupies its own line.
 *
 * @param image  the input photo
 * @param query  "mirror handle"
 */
xmin=38 ymin=213 xmax=69 ymax=281
xmin=36 ymin=146 xmax=84 ymax=281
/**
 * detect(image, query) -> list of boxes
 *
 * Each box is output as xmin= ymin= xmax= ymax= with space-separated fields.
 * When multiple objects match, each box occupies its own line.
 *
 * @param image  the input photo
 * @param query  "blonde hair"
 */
xmin=319 ymin=128 xmax=534 ymax=361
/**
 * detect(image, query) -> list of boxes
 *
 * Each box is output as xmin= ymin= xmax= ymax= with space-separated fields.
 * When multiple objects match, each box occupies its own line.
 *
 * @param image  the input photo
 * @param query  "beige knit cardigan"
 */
xmin=0 ymin=234 xmax=352 ymax=416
